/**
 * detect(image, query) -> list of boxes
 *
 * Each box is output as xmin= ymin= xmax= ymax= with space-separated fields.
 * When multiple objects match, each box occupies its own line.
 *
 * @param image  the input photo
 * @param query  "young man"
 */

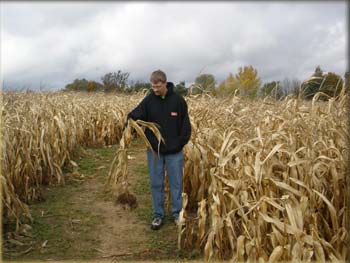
xmin=127 ymin=70 xmax=191 ymax=230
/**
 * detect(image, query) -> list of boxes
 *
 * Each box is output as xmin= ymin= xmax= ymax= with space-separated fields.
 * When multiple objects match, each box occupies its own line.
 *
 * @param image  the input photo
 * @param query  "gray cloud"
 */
xmin=1 ymin=1 xmax=347 ymax=90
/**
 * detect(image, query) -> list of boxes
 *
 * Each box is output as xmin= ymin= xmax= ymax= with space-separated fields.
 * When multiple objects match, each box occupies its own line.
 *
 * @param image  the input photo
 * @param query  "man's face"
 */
xmin=151 ymin=81 xmax=167 ymax=96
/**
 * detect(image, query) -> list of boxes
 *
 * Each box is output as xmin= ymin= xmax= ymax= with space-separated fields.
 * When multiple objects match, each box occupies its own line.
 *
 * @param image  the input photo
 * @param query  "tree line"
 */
xmin=63 ymin=66 xmax=345 ymax=100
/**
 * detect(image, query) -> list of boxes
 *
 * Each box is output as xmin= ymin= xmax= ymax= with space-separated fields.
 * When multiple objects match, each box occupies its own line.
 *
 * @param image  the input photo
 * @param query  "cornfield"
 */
xmin=1 ymin=85 xmax=348 ymax=262
xmin=179 ymin=90 xmax=348 ymax=262
xmin=1 ymin=91 xmax=142 ymax=229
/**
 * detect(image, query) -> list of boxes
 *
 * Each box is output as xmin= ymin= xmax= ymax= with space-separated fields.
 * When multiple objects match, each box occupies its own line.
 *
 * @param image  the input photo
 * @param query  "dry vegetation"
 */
xmin=179 ymin=91 xmax=348 ymax=262
xmin=1 ymin=91 xmax=142 ymax=229
xmin=1 ymin=87 xmax=348 ymax=262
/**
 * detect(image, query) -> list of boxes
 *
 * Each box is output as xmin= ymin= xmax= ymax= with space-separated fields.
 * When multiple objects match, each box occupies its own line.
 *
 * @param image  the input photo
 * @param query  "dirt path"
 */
xmin=2 ymin=140 xmax=184 ymax=262
xmin=78 ymin=142 xmax=150 ymax=259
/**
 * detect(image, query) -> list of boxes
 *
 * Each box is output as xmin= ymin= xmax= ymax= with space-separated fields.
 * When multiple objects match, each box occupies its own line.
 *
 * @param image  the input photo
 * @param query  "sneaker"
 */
xmin=150 ymin=217 xmax=163 ymax=230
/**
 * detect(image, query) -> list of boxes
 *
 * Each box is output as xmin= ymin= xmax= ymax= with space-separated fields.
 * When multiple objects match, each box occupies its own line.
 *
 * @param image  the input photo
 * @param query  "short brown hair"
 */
xmin=150 ymin=70 xmax=167 ymax=83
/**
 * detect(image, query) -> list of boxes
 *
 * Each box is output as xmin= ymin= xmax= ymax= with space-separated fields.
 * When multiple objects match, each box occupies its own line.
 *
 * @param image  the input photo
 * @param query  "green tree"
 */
xmin=193 ymin=74 xmax=216 ymax=94
xmin=85 ymin=81 xmax=104 ymax=92
xmin=260 ymin=81 xmax=284 ymax=99
xmin=174 ymin=81 xmax=188 ymax=96
xmin=101 ymin=70 xmax=130 ymax=92
xmin=216 ymin=73 xmax=238 ymax=97
xmin=320 ymin=72 xmax=344 ymax=97
xmin=128 ymin=81 xmax=151 ymax=93
xmin=314 ymin=65 xmax=323 ymax=77
xmin=64 ymin=78 xmax=89 ymax=91
xmin=301 ymin=66 xmax=324 ymax=99
xmin=235 ymin=65 xmax=261 ymax=98
xmin=216 ymin=81 xmax=226 ymax=97
xmin=87 ymin=81 xmax=96 ymax=92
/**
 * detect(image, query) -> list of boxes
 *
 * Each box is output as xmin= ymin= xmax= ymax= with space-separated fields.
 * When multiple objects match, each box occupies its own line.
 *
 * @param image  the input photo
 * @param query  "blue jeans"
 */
xmin=147 ymin=149 xmax=183 ymax=220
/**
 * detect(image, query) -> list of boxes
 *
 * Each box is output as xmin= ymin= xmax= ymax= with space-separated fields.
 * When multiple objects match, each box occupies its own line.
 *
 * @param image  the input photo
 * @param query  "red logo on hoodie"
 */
xmin=171 ymin=112 xmax=178 ymax=116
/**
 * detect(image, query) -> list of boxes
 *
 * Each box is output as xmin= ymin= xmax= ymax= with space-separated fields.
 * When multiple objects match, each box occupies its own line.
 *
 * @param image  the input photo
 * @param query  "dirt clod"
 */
xmin=116 ymin=192 xmax=138 ymax=209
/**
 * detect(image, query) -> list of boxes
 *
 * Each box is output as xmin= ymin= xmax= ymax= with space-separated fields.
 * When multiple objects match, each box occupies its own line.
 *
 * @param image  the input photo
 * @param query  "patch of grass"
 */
xmin=94 ymin=144 xmax=118 ymax=158
xmin=3 ymin=179 xmax=103 ymax=261
xmin=67 ymin=144 xmax=117 ymax=178
xmin=34 ymin=184 xmax=75 ymax=214
xmin=76 ymin=147 xmax=114 ymax=175
xmin=146 ymin=225 xmax=179 ymax=260
xmin=133 ymin=163 xmax=150 ymax=195
xmin=78 ymin=158 xmax=97 ymax=175
xmin=71 ymin=144 xmax=87 ymax=160
xmin=95 ymin=188 xmax=114 ymax=202
xmin=77 ymin=144 xmax=118 ymax=183
xmin=132 ymin=163 xmax=153 ymax=222
xmin=135 ymin=206 xmax=153 ymax=222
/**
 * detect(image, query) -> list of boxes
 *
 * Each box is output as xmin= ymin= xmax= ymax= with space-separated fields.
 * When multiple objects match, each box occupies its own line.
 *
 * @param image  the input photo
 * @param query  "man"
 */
xmin=127 ymin=70 xmax=191 ymax=230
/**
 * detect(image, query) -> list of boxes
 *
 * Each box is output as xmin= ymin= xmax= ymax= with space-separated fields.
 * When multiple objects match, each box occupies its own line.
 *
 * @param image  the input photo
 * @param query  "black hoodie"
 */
xmin=127 ymin=82 xmax=191 ymax=154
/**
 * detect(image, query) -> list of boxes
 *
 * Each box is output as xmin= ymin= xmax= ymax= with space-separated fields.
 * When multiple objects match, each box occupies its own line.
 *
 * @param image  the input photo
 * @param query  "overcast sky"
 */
xmin=1 ymin=1 xmax=347 ymax=90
